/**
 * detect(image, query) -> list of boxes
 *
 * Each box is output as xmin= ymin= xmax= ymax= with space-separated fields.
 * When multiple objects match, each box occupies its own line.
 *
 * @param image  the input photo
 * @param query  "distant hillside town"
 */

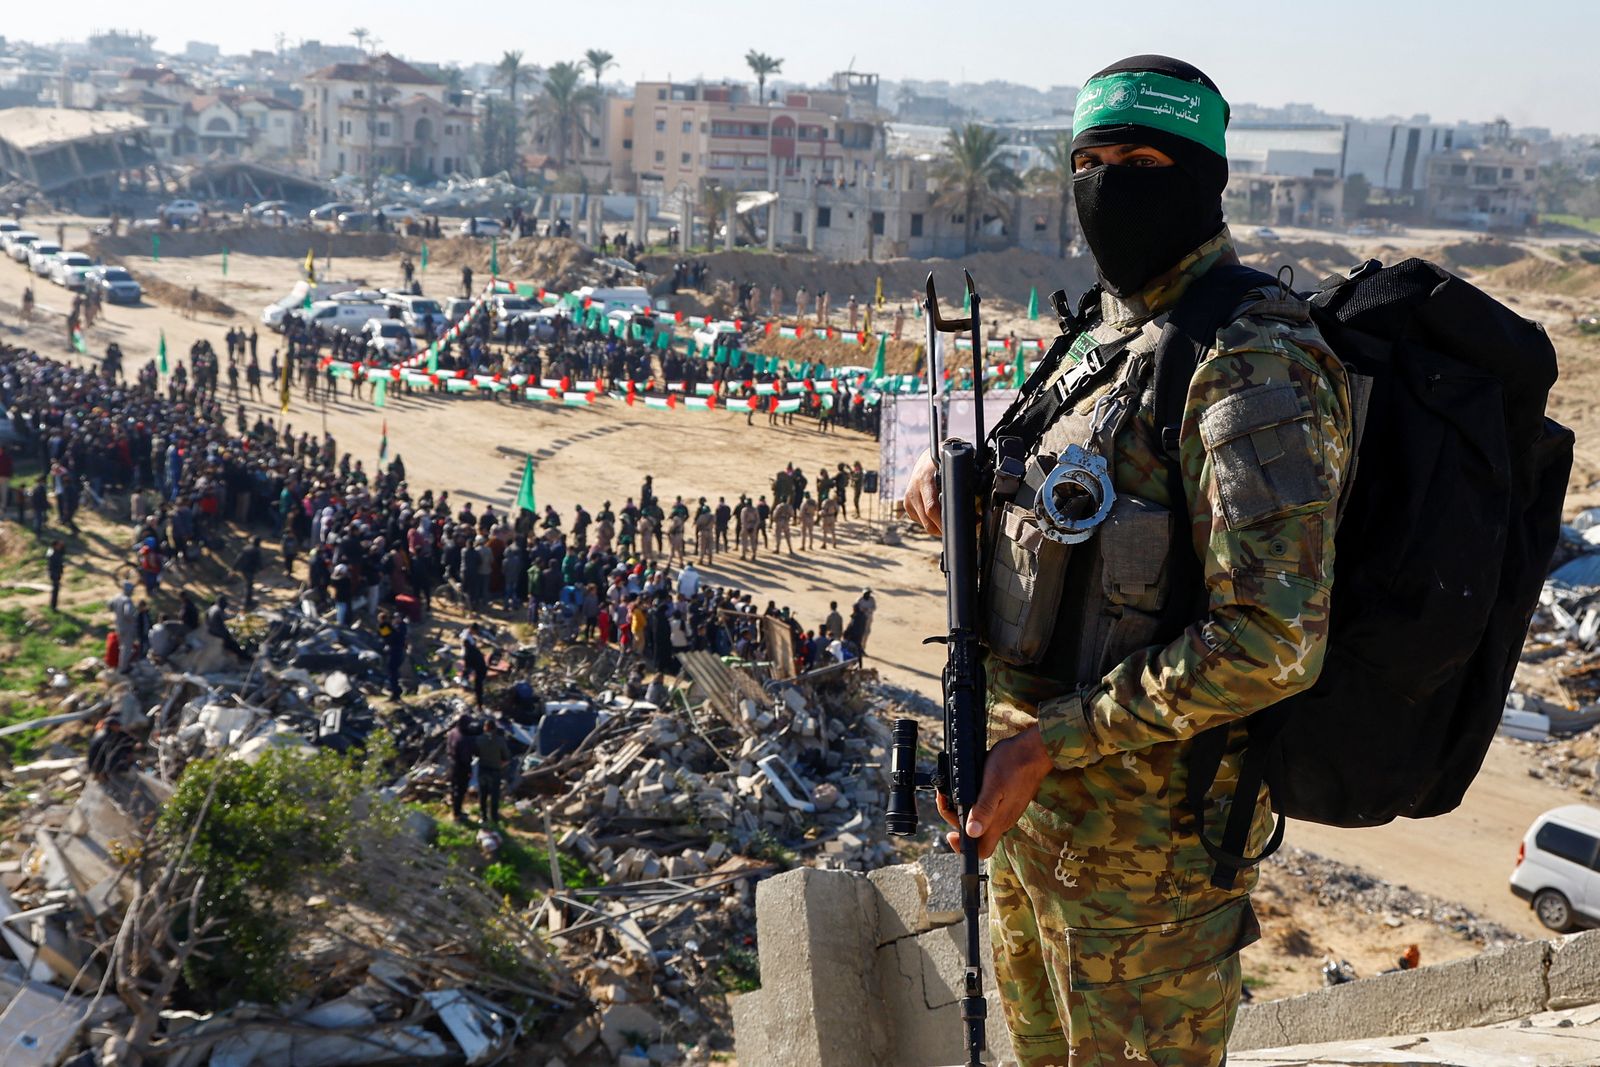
xmin=0 ymin=28 xmax=1597 ymax=250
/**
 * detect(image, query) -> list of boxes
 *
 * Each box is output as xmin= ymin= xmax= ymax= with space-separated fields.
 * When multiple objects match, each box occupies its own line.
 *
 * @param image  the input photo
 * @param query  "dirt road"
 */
xmin=6 ymin=216 xmax=1598 ymax=943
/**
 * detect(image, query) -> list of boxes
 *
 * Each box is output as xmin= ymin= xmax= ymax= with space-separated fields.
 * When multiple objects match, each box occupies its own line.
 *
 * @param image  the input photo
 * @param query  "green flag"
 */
xmin=1027 ymin=286 xmax=1038 ymax=320
xmin=427 ymin=342 xmax=438 ymax=374
xmin=1012 ymin=351 xmax=1027 ymax=389
xmin=419 ymin=240 xmax=429 ymax=271
xmin=869 ymin=334 xmax=886 ymax=381
xmin=962 ymin=288 xmax=971 ymax=313
xmin=151 ymin=234 xmax=160 ymax=261
xmin=515 ymin=457 xmax=536 ymax=514
xmin=71 ymin=326 xmax=86 ymax=354
xmin=222 ymin=246 xmax=229 ymax=277
xmin=372 ymin=376 xmax=388 ymax=408
xmin=490 ymin=237 xmax=499 ymax=277
xmin=158 ymin=330 xmax=168 ymax=374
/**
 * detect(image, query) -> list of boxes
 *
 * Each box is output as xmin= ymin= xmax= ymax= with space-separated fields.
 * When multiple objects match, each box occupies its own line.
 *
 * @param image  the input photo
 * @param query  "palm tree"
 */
xmin=350 ymin=27 xmax=371 ymax=54
xmin=494 ymin=52 xmax=531 ymax=177
xmin=497 ymin=50 xmax=529 ymax=106
xmin=584 ymin=49 xmax=615 ymax=90
xmin=1026 ymin=131 xmax=1075 ymax=259
xmin=745 ymin=50 xmax=783 ymax=103
xmin=933 ymin=123 xmax=1023 ymax=254
xmin=533 ymin=61 xmax=602 ymax=168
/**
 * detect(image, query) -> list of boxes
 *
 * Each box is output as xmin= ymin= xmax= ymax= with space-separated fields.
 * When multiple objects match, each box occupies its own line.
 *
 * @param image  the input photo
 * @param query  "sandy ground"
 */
xmin=7 ymin=215 xmax=1600 ymax=963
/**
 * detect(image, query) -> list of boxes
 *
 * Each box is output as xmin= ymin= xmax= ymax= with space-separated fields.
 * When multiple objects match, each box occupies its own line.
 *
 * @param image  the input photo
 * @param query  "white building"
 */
xmin=301 ymin=53 xmax=475 ymax=181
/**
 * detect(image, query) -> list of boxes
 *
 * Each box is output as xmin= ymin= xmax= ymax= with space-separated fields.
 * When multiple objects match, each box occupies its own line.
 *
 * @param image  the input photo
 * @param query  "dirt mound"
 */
xmin=88 ymin=228 xmax=400 ymax=261
xmin=1237 ymin=238 xmax=1365 ymax=287
xmin=421 ymin=236 xmax=595 ymax=292
xmin=1483 ymin=256 xmax=1600 ymax=299
xmin=138 ymin=276 xmax=236 ymax=317
xmin=749 ymin=335 xmax=924 ymax=376
xmin=645 ymin=247 xmax=1096 ymax=315
xmin=1435 ymin=239 xmax=1530 ymax=272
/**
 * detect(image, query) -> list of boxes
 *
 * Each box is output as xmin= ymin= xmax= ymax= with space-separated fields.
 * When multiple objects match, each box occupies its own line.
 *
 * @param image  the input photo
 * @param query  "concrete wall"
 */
xmin=738 ymin=858 xmax=1600 ymax=1064
xmin=732 ymin=855 xmax=1017 ymax=1067
xmin=1234 ymin=927 xmax=1600 ymax=1051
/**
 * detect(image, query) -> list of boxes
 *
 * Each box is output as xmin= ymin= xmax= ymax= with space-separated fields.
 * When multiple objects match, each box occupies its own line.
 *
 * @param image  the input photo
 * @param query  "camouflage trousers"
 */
xmin=989 ymin=835 xmax=1253 ymax=1067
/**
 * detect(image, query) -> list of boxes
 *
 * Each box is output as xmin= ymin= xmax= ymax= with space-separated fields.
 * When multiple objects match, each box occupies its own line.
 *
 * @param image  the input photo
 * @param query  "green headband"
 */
xmin=1072 ymin=70 xmax=1228 ymax=157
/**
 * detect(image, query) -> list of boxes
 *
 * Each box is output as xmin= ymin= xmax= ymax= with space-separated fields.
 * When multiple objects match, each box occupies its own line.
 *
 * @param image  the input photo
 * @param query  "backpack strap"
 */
xmin=1153 ymin=262 xmax=1287 ymax=891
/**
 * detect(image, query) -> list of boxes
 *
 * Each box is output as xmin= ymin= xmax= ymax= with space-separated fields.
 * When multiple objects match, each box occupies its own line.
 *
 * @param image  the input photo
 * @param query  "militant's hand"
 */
xmin=935 ymin=725 xmax=1052 ymax=860
xmin=904 ymin=448 xmax=942 ymax=536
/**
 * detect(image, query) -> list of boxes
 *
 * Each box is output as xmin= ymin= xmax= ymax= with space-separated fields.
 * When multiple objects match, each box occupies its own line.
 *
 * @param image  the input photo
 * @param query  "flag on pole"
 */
xmin=304 ymin=248 xmax=316 ymax=283
xmin=1012 ymin=354 xmax=1027 ymax=389
xmin=490 ymin=238 xmax=499 ymax=277
xmin=372 ymin=376 xmax=388 ymax=408
xmin=222 ymin=246 xmax=229 ymax=278
xmin=515 ymin=456 xmax=536 ymax=514
xmin=874 ymin=276 xmax=885 ymax=308
xmin=869 ymin=333 xmax=887 ymax=381
xmin=378 ymin=419 xmax=388 ymax=465
xmin=419 ymin=240 xmax=429 ymax=271
xmin=279 ymin=356 xmax=292 ymax=413
xmin=151 ymin=234 xmax=160 ymax=262
xmin=1027 ymin=286 xmax=1039 ymax=320
xmin=158 ymin=330 xmax=168 ymax=374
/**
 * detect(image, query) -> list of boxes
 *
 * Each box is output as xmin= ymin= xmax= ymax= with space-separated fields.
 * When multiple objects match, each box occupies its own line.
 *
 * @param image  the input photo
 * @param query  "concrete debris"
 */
xmin=0 ymin=592 xmax=924 ymax=1064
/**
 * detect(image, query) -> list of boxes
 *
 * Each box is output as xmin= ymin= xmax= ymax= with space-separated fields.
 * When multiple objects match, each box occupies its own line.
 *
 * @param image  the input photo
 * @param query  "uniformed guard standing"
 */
xmin=695 ymin=507 xmax=715 ymax=564
xmin=905 ymin=54 xmax=1352 ymax=1067
xmin=818 ymin=495 xmax=840 ymax=550
xmin=667 ymin=514 xmax=687 ymax=567
xmin=772 ymin=498 xmax=795 ymax=555
xmin=798 ymin=494 xmax=817 ymax=552
xmin=738 ymin=499 xmax=760 ymax=562
xmin=636 ymin=513 xmax=657 ymax=563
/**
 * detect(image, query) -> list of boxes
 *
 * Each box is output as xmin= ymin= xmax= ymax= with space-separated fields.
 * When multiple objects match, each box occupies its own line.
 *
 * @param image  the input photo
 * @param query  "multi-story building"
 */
xmin=98 ymin=66 xmax=301 ymax=161
xmin=300 ymin=53 xmax=475 ymax=181
xmin=628 ymin=78 xmax=882 ymax=198
xmin=1426 ymin=143 xmax=1541 ymax=231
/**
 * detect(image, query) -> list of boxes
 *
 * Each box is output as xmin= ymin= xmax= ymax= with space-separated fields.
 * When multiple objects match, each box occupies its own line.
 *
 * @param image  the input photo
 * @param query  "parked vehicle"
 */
xmin=361 ymin=318 xmax=417 ymax=359
xmin=88 ymin=266 xmax=141 ymax=304
xmin=458 ymin=217 xmax=503 ymax=238
xmin=375 ymin=204 xmax=421 ymax=227
xmin=574 ymin=285 xmax=651 ymax=313
xmin=244 ymin=200 xmax=289 ymax=219
xmin=336 ymin=211 xmax=373 ymax=233
xmin=27 ymin=242 xmax=62 ymax=275
xmin=260 ymin=280 xmax=364 ymax=329
xmin=302 ymin=299 xmax=389 ymax=330
xmin=385 ymin=294 xmax=445 ymax=336
xmin=5 ymin=232 xmax=39 ymax=261
xmin=692 ymin=320 xmax=739 ymax=349
xmin=160 ymin=199 xmax=202 ymax=222
xmin=1510 ymin=804 xmax=1600 ymax=931
xmin=1253 ymin=226 xmax=1281 ymax=242
xmin=309 ymin=202 xmax=356 ymax=223
xmin=49 ymin=252 xmax=96 ymax=289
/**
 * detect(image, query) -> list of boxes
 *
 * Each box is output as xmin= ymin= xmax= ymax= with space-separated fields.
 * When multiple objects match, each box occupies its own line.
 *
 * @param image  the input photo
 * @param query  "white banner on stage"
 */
xmin=877 ymin=391 xmax=1016 ymax=512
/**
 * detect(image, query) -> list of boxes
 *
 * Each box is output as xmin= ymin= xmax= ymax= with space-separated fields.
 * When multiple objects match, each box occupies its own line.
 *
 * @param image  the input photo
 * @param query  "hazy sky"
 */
xmin=11 ymin=0 xmax=1598 ymax=134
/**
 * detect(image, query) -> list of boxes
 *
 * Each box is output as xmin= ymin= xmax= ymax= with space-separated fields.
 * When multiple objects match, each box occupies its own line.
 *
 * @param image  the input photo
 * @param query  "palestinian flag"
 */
xmin=71 ymin=325 xmax=86 ymax=354
xmin=158 ymin=330 xmax=168 ymax=374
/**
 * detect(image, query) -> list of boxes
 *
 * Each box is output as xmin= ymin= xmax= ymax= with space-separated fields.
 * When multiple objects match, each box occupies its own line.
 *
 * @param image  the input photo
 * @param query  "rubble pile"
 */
xmin=0 ymin=601 xmax=913 ymax=1064
xmin=1263 ymin=846 xmax=1520 ymax=947
xmin=1501 ymin=513 xmax=1600 ymax=742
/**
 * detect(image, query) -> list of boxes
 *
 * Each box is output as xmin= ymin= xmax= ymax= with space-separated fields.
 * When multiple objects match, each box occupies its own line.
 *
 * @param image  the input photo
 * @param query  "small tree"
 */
xmin=584 ymin=48 xmax=615 ymax=90
xmin=745 ymin=50 xmax=783 ymax=103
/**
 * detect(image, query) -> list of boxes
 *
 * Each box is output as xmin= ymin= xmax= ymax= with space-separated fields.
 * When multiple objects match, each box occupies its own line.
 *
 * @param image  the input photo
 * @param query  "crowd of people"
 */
xmin=0 ymin=336 xmax=880 ymax=714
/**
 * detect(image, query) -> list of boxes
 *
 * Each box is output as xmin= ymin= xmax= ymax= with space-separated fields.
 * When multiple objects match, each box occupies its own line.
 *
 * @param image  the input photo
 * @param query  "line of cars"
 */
xmin=0 ymin=220 xmax=141 ymax=304
xmin=286 ymin=201 xmax=498 ymax=236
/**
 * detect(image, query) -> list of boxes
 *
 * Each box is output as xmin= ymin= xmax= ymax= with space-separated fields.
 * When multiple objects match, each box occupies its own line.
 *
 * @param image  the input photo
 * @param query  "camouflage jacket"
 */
xmin=990 ymin=228 xmax=1354 ymax=888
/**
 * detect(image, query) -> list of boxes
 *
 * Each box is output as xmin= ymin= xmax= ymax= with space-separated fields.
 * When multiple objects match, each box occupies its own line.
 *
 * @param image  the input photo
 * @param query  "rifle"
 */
xmin=885 ymin=271 xmax=989 ymax=1066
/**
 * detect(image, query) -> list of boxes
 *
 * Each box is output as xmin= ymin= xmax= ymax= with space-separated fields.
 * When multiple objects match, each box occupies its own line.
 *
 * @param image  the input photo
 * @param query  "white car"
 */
xmin=161 ymin=199 xmax=202 ymax=222
xmin=0 ymin=221 xmax=18 ymax=240
xmin=244 ymin=200 xmax=289 ymax=219
xmin=361 ymin=318 xmax=416 ymax=359
xmin=385 ymin=294 xmax=446 ymax=336
xmin=530 ymin=304 xmax=571 ymax=342
xmin=375 ymin=204 xmax=421 ymax=226
xmin=692 ymin=320 xmax=739 ymax=349
xmin=28 ymin=242 xmax=62 ymax=275
xmin=50 ymin=252 xmax=96 ymax=289
xmin=88 ymin=266 xmax=141 ymax=304
xmin=1253 ymin=226 xmax=1281 ymax=242
xmin=1511 ymin=804 xmax=1600 ymax=931
xmin=6 ymin=231 xmax=40 ymax=261
xmin=458 ymin=217 xmax=503 ymax=238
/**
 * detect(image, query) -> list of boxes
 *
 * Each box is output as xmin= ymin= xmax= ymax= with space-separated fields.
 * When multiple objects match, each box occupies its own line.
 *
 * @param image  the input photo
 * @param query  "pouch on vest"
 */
xmin=983 ymin=478 xmax=1075 ymax=666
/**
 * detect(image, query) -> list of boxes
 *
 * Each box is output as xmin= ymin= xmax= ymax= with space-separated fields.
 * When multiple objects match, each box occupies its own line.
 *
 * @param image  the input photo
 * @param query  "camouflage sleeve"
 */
xmin=1037 ymin=311 xmax=1352 ymax=768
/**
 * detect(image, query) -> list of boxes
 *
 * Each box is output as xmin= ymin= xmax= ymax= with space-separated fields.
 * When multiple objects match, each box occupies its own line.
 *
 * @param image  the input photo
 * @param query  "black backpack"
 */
xmin=1154 ymin=258 xmax=1575 ymax=889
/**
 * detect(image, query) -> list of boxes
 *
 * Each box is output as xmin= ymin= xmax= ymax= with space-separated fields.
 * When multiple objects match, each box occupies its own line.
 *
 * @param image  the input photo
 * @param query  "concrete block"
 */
xmin=746 ymin=867 xmax=888 ymax=1066
xmin=1232 ymin=937 xmax=1553 ymax=1051
xmin=730 ymin=989 xmax=774 ymax=1067
xmin=599 ymin=1003 xmax=660 ymax=1057
xmin=920 ymin=851 xmax=964 ymax=924
xmin=1550 ymin=928 xmax=1600 ymax=1009
xmin=560 ymin=1014 xmax=600 ymax=1056
xmin=868 ymin=863 xmax=931 ymax=944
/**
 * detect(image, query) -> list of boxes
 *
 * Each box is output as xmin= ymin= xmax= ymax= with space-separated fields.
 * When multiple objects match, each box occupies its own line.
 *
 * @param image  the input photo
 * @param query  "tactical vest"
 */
xmin=982 ymin=315 xmax=1181 ymax=685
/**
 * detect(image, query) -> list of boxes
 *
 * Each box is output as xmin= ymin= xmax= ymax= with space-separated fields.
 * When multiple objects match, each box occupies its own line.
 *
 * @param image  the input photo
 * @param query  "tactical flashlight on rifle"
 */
xmin=884 ymin=271 xmax=989 ymax=1066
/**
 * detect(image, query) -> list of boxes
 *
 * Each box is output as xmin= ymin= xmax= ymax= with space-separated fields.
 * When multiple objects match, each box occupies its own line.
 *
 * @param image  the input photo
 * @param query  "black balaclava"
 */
xmin=1071 ymin=55 xmax=1230 ymax=297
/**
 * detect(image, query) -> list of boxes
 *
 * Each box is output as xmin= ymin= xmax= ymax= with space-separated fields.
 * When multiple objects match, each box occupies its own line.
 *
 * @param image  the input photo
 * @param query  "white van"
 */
xmin=303 ymin=299 xmax=389 ymax=330
xmin=385 ymin=294 xmax=446 ymax=336
xmin=261 ymin=280 xmax=363 ymax=329
xmin=1510 ymin=804 xmax=1600 ymax=931
xmin=575 ymin=285 xmax=651 ymax=314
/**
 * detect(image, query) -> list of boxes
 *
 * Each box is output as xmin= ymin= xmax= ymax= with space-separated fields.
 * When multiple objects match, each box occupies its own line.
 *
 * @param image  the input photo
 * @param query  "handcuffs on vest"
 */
xmin=1033 ymin=385 xmax=1127 ymax=545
